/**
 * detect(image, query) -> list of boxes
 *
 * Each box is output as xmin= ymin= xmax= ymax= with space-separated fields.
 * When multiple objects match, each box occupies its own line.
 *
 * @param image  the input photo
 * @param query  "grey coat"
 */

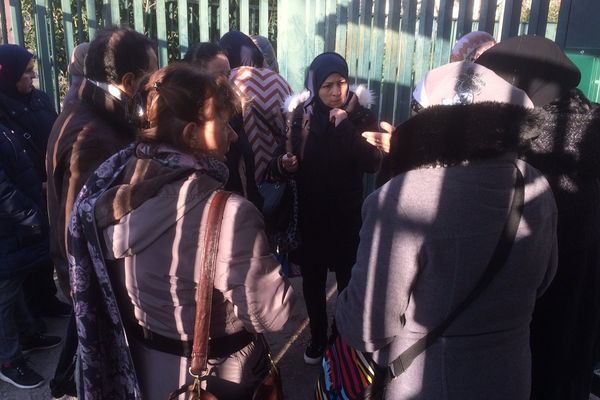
xmin=335 ymin=102 xmax=558 ymax=400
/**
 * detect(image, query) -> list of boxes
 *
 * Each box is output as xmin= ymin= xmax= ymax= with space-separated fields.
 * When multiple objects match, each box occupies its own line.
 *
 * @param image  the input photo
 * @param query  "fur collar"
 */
xmin=389 ymin=101 xmax=543 ymax=174
xmin=283 ymin=84 xmax=374 ymax=113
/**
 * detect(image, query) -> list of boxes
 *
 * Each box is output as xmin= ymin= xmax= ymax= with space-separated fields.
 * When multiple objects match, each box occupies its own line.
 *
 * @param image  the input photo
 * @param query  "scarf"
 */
xmin=68 ymin=142 xmax=228 ymax=399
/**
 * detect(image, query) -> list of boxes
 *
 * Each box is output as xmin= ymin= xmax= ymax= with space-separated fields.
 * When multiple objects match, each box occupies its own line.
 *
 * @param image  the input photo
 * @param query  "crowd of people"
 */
xmin=0 ymin=25 xmax=598 ymax=400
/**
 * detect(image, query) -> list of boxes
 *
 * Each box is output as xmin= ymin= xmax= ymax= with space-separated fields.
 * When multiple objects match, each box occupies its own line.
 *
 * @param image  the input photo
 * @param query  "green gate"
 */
xmin=1 ymin=0 xmax=595 ymax=123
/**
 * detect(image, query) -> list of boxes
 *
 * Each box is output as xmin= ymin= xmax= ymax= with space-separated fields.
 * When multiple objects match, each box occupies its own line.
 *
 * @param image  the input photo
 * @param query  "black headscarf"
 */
xmin=303 ymin=52 xmax=351 ymax=135
xmin=0 ymin=44 xmax=33 ymax=99
xmin=219 ymin=31 xmax=264 ymax=69
xmin=476 ymin=35 xmax=581 ymax=106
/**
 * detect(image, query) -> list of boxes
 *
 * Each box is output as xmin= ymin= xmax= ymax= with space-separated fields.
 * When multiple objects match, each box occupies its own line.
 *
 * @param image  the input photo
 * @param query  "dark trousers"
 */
xmin=300 ymin=261 xmax=352 ymax=345
xmin=23 ymin=260 xmax=57 ymax=331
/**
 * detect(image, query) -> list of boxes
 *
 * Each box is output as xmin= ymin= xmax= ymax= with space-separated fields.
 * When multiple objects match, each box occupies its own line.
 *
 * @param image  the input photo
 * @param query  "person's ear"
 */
xmin=120 ymin=72 xmax=136 ymax=97
xmin=182 ymin=121 xmax=206 ymax=150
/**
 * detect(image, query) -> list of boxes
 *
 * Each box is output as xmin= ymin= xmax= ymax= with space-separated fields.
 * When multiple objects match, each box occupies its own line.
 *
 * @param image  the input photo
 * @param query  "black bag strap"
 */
xmin=390 ymin=163 xmax=525 ymax=377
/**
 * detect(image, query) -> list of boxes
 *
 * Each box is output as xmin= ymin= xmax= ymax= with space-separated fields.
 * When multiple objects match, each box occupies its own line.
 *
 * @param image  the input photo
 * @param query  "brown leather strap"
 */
xmin=190 ymin=190 xmax=232 ymax=376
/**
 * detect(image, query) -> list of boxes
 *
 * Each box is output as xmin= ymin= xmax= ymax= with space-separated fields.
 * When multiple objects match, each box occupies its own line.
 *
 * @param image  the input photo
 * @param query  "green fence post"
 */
xmin=9 ymin=0 xmax=24 ymax=45
xmin=86 ymin=0 xmax=97 ymax=38
xmin=396 ymin=0 xmax=417 ymax=123
xmin=75 ymin=0 xmax=84 ymax=42
xmin=355 ymin=0 xmax=372 ymax=86
xmin=381 ymin=0 xmax=400 ymax=124
xmin=110 ymin=0 xmax=120 ymax=26
xmin=33 ymin=0 xmax=57 ymax=109
xmin=528 ymin=0 xmax=549 ymax=36
xmin=500 ymin=0 xmax=523 ymax=40
xmin=345 ymin=0 xmax=360 ymax=85
xmin=334 ymin=0 xmax=348 ymax=55
xmin=433 ymin=0 xmax=454 ymax=68
xmin=414 ymin=0 xmax=434 ymax=85
xmin=178 ymin=0 xmax=188 ymax=56
xmin=555 ymin=0 xmax=572 ymax=48
xmin=0 ymin=1 xmax=8 ymax=43
xmin=456 ymin=0 xmax=474 ymax=39
xmin=277 ymin=0 xmax=307 ymax=91
xmin=479 ymin=0 xmax=497 ymax=34
xmin=370 ymin=0 xmax=385 ymax=119
xmin=133 ymin=0 xmax=143 ymax=33
xmin=219 ymin=0 xmax=229 ymax=37
xmin=311 ymin=0 xmax=325 ymax=57
xmin=323 ymin=0 xmax=336 ymax=52
xmin=259 ymin=0 xmax=268 ymax=36
xmin=156 ymin=0 xmax=168 ymax=66
xmin=61 ymin=0 xmax=75 ymax=64
xmin=199 ymin=0 xmax=208 ymax=42
xmin=240 ymin=0 xmax=249 ymax=33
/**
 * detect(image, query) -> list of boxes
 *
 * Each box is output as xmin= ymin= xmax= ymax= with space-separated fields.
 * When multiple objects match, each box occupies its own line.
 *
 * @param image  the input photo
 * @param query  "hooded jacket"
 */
xmin=94 ymin=156 xmax=294 ymax=341
xmin=336 ymin=102 xmax=558 ymax=400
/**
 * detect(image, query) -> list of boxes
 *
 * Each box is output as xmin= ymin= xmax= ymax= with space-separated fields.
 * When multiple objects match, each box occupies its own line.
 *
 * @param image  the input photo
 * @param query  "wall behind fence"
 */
xmin=1 ymin=0 xmax=564 ymax=123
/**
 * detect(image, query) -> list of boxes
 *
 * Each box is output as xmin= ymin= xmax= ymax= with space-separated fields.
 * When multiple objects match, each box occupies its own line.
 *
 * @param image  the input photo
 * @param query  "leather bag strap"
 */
xmin=190 ymin=190 xmax=232 ymax=376
xmin=390 ymin=163 xmax=525 ymax=377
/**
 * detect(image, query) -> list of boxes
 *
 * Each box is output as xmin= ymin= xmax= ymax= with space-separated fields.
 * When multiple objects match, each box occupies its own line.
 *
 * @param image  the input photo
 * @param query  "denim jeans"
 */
xmin=0 ymin=276 xmax=36 ymax=363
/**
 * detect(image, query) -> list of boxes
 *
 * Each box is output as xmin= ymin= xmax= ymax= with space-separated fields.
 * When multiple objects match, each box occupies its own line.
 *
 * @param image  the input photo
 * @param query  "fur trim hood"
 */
xmin=389 ymin=101 xmax=543 ymax=174
xmin=283 ymin=84 xmax=374 ymax=113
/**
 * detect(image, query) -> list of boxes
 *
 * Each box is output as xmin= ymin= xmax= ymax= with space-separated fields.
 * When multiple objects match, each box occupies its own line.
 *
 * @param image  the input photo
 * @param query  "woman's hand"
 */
xmin=281 ymin=153 xmax=299 ymax=172
xmin=329 ymin=108 xmax=348 ymax=127
xmin=362 ymin=121 xmax=395 ymax=153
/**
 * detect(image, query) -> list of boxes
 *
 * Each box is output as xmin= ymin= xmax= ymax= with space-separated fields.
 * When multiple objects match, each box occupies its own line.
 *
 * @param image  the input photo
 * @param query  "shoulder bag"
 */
xmin=169 ymin=190 xmax=283 ymax=400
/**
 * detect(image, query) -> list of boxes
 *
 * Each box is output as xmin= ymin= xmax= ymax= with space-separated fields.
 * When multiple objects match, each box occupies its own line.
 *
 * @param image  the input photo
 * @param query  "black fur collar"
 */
xmin=390 ymin=102 xmax=542 ymax=174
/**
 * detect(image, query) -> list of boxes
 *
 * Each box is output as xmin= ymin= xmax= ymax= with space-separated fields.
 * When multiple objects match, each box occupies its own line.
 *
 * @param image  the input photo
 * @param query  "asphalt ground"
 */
xmin=2 ymin=274 xmax=599 ymax=400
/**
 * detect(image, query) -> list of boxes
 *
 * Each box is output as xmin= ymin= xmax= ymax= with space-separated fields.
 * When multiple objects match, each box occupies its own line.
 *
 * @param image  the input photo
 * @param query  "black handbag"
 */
xmin=259 ymin=180 xmax=292 ymax=229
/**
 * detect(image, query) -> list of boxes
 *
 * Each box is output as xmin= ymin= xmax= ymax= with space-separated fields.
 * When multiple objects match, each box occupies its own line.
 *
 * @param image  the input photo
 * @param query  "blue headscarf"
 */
xmin=0 ymin=44 xmax=33 ymax=97
xmin=304 ymin=52 xmax=349 ymax=109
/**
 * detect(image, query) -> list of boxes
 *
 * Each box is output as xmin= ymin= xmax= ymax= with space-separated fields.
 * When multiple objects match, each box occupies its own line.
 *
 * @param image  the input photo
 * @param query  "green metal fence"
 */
xmin=0 ymin=0 xmax=575 ymax=123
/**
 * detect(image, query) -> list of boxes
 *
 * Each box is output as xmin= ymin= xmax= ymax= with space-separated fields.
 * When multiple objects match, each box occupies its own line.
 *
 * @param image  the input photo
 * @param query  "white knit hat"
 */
xmin=412 ymin=61 xmax=534 ymax=109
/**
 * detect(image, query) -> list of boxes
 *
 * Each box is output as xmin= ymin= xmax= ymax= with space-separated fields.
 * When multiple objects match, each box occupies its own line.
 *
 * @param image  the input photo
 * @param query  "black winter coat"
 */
xmin=525 ymin=89 xmax=600 ymax=400
xmin=0 ymin=89 xmax=57 ymax=180
xmin=271 ymin=95 xmax=382 ymax=268
xmin=0 ymin=121 xmax=50 ymax=279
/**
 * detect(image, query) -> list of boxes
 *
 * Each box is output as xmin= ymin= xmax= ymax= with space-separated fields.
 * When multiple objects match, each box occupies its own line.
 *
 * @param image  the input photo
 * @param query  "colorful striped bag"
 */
xmin=315 ymin=335 xmax=388 ymax=400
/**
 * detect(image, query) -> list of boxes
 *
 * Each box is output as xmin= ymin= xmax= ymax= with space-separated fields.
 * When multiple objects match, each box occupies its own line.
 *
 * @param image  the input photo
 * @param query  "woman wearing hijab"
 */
xmin=219 ymin=30 xmax=265 ymax=69
xmin=270 ymin=52 xmax=383 ymax=364
xmin=251 ymin=35 xmax=279 ymax=73
xmin=68 ymin=63 xmax=294 ymax=399
xmin=0 ymin=44 xmax=71 ymax=320
xmin=477 ymin=35 xmax=600 ymax=400
xmin=62 ymin=42 xmax=89 ymax=108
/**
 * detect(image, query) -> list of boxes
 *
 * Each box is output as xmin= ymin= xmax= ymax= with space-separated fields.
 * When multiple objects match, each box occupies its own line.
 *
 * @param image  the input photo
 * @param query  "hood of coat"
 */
xmin=389 ymin=101 xmax=542 ymax=175
xmin=283 ymin=84 xmax=374 ymax=114
xmin=94 ymin=157 xmax=221 ymax=258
